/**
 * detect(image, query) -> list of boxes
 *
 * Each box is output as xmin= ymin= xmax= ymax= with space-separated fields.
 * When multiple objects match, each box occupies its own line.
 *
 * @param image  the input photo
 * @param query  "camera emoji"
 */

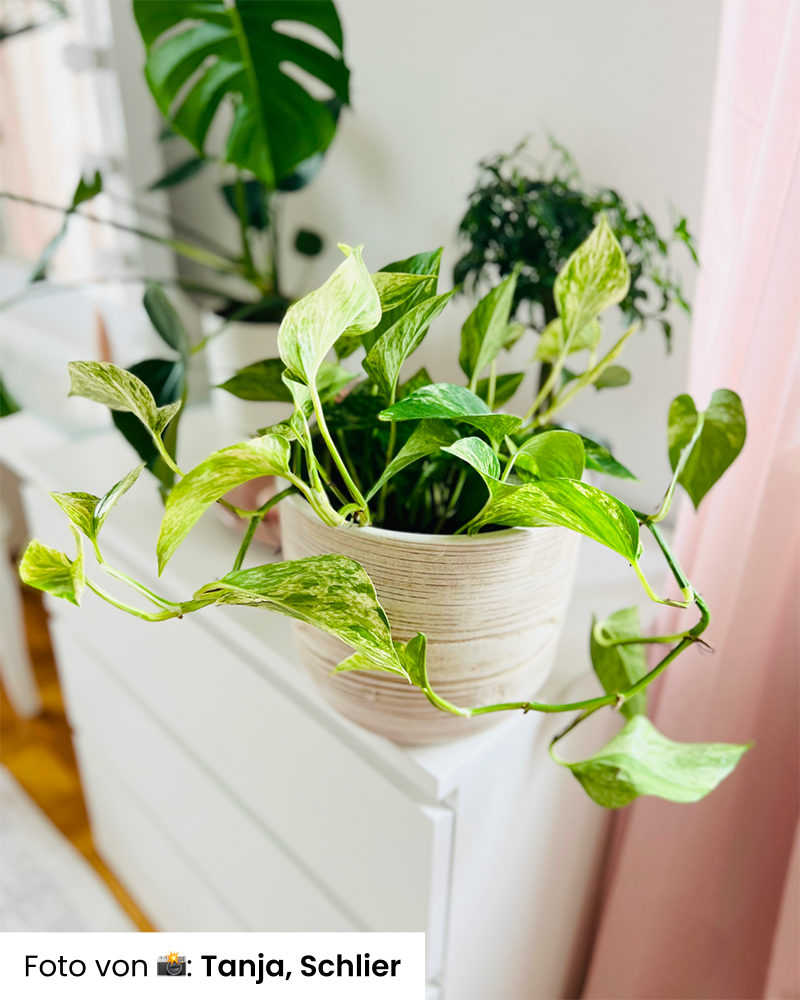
xmin=157 ymin=952 xmax=187 ymax=976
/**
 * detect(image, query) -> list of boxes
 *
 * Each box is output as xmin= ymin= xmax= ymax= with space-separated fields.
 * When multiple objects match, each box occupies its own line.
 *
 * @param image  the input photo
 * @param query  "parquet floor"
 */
xmin=1 ymin=584 xmax=154 ymax=932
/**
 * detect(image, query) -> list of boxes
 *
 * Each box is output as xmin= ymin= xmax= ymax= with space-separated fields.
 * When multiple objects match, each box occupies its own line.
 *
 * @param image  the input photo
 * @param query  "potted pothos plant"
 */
xmin=19 ymin=218 xmax=750 ymax=808
xmin=1 ymin=0 xmax=350 ymax=457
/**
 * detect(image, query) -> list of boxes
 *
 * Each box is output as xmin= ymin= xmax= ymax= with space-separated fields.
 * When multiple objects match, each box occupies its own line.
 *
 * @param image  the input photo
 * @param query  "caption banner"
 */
xmin=0 ymin=932 xmax=426 ymax=999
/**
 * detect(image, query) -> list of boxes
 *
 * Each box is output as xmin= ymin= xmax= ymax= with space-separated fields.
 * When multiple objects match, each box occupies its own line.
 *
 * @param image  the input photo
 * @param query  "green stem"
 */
xmin=378 ymin=386 xmax=398 ymax=522
xmin=99 ymin=563 xmax=180 ymax=612
xmin=649 ymin=413 xmax=705 ymax=524
xmin=231 ymin=486 xmax=296 ymax=572
xmin=0 ymin=192 xmax=245 ymax=277
xmin=311 ymin=384 xmax=369 ymax=522
xmin=86 ymin=578 xmax=182 ymax=622
xmin=487 ymin=359 xmax=498 ymax=410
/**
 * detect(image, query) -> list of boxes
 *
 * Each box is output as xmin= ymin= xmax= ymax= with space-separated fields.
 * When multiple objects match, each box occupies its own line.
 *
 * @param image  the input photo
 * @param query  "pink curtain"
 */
xmin=583 ymin=1 xmax=800 ymax=999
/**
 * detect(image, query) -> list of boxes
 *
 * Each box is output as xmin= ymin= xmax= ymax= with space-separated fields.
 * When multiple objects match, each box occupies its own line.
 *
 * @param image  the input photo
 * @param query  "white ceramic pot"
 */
xmin=202 ymin=312 xmax=293 ymax=437
xmin=281 ymin=495 xmax=581 ymax=744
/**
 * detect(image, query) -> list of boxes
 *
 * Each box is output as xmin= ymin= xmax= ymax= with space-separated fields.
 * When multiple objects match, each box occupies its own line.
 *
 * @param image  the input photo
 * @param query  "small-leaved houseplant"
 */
xmin=19 ymin=219 xmax=750 ymax=808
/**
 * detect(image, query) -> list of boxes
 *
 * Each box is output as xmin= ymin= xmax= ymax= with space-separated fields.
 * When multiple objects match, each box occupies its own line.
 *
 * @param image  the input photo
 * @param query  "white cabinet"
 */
xmin=4 ymin=410 xmax=662 ymax=999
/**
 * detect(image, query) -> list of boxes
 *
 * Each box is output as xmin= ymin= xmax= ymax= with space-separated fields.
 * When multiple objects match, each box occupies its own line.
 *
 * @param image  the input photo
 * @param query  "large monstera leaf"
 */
xmin=133 ymin=1 xmax=350 ymax=189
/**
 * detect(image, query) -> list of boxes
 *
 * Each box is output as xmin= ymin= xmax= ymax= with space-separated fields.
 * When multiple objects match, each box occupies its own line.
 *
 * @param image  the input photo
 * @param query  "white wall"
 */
xmin=168 ymin=0 xmax=722 ymax=511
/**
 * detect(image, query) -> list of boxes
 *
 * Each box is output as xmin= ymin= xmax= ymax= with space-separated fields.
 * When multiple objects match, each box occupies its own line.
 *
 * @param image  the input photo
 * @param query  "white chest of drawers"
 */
xmin=4 ymin=409 xmax=661 ymax=999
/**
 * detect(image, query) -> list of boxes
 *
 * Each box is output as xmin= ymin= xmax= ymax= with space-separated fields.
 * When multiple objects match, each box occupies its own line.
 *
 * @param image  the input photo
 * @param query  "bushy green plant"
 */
xmin=19 ymin=221 xmax=750 ymax=808
xmin=454 ymin=138 xmax=697 ymax=357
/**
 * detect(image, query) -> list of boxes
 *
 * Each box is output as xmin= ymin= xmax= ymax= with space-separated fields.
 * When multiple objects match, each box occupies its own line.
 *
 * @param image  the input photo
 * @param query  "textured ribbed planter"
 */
xmin=281 ymin=495 xmax=581 ymax=744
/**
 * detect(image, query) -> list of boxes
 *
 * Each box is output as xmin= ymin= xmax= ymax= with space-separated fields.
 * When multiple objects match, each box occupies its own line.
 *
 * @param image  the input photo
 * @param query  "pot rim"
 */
xmin=282 ymin=492 xmax=556 ymax=547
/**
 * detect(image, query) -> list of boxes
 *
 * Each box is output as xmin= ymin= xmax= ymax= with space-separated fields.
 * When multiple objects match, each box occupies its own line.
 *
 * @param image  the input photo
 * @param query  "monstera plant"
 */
xmin=19 ymin=219 xmax=750 ymax=808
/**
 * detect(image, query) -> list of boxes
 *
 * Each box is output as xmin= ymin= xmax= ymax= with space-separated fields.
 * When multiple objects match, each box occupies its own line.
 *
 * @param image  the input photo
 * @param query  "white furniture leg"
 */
xmin=0 ymin=502 xmax=41 ymax=718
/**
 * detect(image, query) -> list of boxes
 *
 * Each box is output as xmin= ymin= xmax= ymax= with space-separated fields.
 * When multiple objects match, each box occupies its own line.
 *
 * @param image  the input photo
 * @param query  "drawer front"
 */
xmin=57 ymin=625 xmax=359 ymax=933
xmin=75 ymin=735 xmax=243 ymax=932
xmin=49 ymin=592 xmax=451 ymax=935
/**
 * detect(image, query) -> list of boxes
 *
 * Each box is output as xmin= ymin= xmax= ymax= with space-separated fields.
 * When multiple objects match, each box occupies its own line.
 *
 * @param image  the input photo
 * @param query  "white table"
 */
xmin=2 ymin=407 xmax=664 ymax=999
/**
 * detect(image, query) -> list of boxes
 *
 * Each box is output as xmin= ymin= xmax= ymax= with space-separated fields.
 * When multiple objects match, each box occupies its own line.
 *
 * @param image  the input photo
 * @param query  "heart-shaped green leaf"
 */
xmin=442 ymin=438 xmax=500 ymax=481
xmin=193 ymin=555 xmax=404 ymax=676
xmin=363 ymin=290 xmax=454 ymax=400
xmin=379 ymin=383 xmax=522 ymax=443
xmin=459 ymin=266 xmax=520 ymax=383
xmin=561 ymin=715 xmax=750 ymax=808
xmin=553 ymin=215 xmax=630 ymax=338
xmin=278 ymin=245 xmax=380 ymax=389
xmin=511 ymin=430 xmax=585 ymax=480
xmin=467 ymin=477 xmax=640 ymax=564
xmin=133 ymin=0 xmax=349 ymax=188
xmin=69 ymin=361 xmax=181 ymax=441
xmin=144 ymin=282 xmax=191 ymax=359
xmin=19 ymin=534 xmax=84 ymax=606
xmin=590 ymin=607 xmax=648 ymax=719
xmin=365 ymin=420 xmax=459 ymax=502
xmin=668 ymin=389 xmax=746 ymax=509
xmin=157 ymin=435 xmax=295 ymax=572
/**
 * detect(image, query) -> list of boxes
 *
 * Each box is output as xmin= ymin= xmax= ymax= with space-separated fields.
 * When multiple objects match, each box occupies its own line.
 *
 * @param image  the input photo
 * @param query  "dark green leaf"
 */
xmin=148 ymin=155 xmax=208 ymax=191
xmin=363 ymin=291 xmax=454 ymax=399
xmin=144 ymin=282 xmax=191 ymax=359
xmin=221 ymin=179 xmax=269 ymax=230
xmin=0 ymin=376 xmax=20 ymax=417
xmin=475 ymin=372 xmax=525 ymax=409
xmin=581 ymin=437 xmax=637 ymax=480
xmin=668 ymin=389 xmax=746 ymax=509
xmin=365 ymin=419 xmax=459 ymax=502
xmin=109 ymin=358 xmax=185 ymax=492
xmin=295 ymin=229 xmax=324 ymax=257
xmin=194 ymin=554 xmax=404 ymax=676
xmin=459 ymin=266 xmax=520 ymax=382
xmin=594 ymin=365 xmax=630 ymax=390
xmin=133 ymin=0 xmax=349 ymax=188
xmin=590 ymin=607 xmax=648 ymax=719
xmin=563 ymin=715 xmax=750 ymax=808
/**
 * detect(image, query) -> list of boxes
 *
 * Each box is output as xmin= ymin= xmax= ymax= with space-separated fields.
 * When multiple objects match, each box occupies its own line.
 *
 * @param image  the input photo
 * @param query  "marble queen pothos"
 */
xmin=20 ymin=218 xmax=750 ymax=808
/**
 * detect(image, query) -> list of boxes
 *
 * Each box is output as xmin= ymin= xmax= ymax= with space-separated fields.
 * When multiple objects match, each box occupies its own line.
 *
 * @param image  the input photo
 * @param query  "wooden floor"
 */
xmin=1 ymin=583 xmax=154 ymax=932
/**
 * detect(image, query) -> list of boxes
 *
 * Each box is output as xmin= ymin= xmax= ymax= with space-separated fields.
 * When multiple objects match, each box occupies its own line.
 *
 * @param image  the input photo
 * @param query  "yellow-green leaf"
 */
xmin=278 ymin=245 xmax=380 ymax=388
xmin=562 ymin=715 xmax=750 ymax=808
xmin=68 ymin=361 xmax=180 ymax=440
xmin=19 ymin=536 xmax=84 ymax=606
xmin=553 ymin=215 xmax=630 ymax=339
xmin=157 ymin=435 xmax=294 ymax=572
xmin=194 ymin=555 xmax=404 ymax=676
xmin=590 ymin=607 xmax=648 ymax=719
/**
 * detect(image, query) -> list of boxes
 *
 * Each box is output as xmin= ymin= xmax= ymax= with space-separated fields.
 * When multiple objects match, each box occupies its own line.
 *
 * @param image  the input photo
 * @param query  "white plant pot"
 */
xmin=281 ymin=495 xmax=581 ymax=744
xmin=202 ymin=312 xmax=293 ymax=437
